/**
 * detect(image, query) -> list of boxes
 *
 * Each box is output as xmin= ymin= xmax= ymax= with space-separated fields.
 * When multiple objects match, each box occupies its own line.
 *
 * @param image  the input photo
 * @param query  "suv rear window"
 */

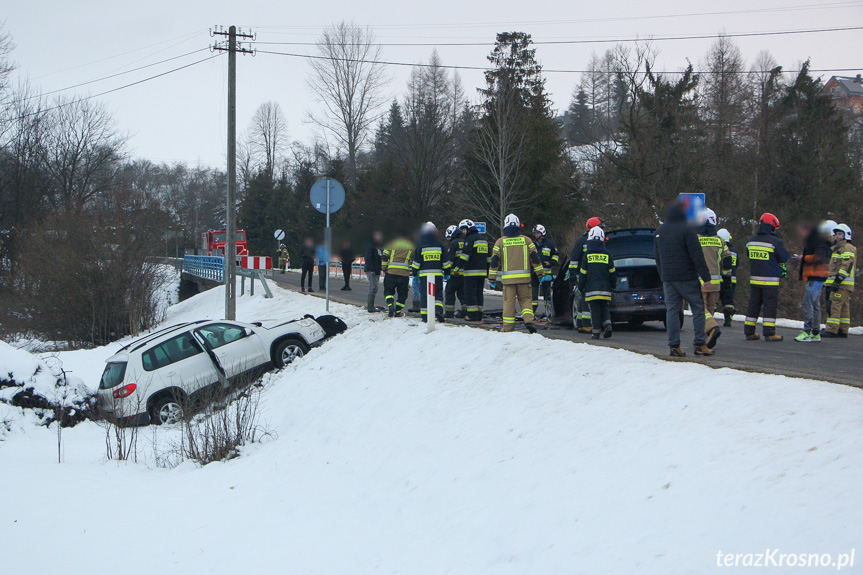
xmin=99 ymin=362 xmax=127 ymax=390
xmin=142 ymin=332 xmax=202 ymax=372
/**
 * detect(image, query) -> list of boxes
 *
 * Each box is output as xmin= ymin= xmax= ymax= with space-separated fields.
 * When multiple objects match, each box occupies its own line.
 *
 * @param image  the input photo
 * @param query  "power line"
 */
xmin=252 ymin=1 xmax=862 ymax=31
xmin=251 ymin=25 xmax=863 ymax=48
xmin=10 ymin=48 xmax=210 ymax=105
xmin=255 ymin=48 xmax=858 ymax=75
xmin=32 ymin=29 xmax=207 ymax=79
xmin=9 ymin=53 xmax=223 ymax=121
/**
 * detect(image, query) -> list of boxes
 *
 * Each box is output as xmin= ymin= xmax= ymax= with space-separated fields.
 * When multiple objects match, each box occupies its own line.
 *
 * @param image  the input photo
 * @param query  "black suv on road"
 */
xmin=551 ymin=228 xmax=671 ymax=327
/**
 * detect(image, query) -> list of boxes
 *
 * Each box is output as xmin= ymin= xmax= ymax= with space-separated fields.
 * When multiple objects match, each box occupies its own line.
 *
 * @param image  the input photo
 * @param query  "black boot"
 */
xmin=368 ymin=295 xmax=377 ymax=313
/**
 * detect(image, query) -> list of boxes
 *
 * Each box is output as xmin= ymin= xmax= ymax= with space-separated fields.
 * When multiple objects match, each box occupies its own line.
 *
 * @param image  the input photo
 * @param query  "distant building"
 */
xmin=822 ymin=75 xmax=863 ymax=114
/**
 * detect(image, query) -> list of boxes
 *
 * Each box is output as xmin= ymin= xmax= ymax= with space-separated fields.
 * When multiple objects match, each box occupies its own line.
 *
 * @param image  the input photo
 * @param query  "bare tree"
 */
xmin=307 ymin=21 xmax=387 ymax=182
xmin=42 ymin=96 xmax=125 ymax=212
xmin=248 ymin=101 xmax=287 ymax=178
xmin=397 ymin=52 xmax=466 ymax=219
xmin=461 ymin=86 xmax=528 ymax=234
xmin=0 ymin=23 xmax=15 ymax=104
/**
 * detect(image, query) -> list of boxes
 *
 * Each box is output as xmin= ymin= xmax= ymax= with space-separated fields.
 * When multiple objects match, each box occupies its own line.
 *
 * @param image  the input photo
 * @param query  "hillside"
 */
xmin=2 ymin=284 xmax=862 ymax=574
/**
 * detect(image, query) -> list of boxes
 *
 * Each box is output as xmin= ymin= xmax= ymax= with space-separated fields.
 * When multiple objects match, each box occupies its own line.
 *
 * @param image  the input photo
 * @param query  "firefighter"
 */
xmin=716 ymin=228 xmax=737 ymax=327
xmin=278 ymin=244 xmax=290 ymax=274
xmin=531 ymin=224 xmax=559 ymax=317
xmin=382 ymin=234 xmax=414 ymax=318
xmin=569 ymin=217 xmax=605 ymax=333
xmin=444 ymin=224 xmax=467 ymax=318
xmin=744 ymin=213 xmax=790 ymax=341
xmin=453 ymin=221 xmax=490 ymax=322
xmin=489 ymin=213 xmax=545 ymax=333
xmin=822 ymin=223 xmax=856 ymax=338
xmin=411 ymin=222 xmax=451 ymax=323
xmin=577 ymin=226 xmax=617 ymax=339
xmin=698 ymin=209 xmax=732 ymax=349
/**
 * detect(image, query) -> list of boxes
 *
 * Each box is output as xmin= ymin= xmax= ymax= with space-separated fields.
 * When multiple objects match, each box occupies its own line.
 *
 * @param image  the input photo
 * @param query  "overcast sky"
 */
xmin=4 ymin=0 xmax=861 ymax=168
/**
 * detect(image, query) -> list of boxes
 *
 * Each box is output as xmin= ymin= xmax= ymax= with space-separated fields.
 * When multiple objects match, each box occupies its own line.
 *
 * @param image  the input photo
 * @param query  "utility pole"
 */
xmin=212 ymin=25 xmax=254 ymax=320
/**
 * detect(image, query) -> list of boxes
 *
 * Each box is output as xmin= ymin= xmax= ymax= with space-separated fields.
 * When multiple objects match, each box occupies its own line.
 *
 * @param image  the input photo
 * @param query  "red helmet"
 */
xmin=585 ymin=216 xmax=604 ymax=231
xmin=759 ymin=213 xmax=780 ymax=229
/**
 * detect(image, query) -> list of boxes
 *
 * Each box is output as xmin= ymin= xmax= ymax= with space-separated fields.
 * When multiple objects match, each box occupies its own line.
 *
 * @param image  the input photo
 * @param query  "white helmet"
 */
xmin=819 ymin=220 xmax=838 ymax=236
xmin=835 ymin=223 xmax=852 ymax=241
xmin=422 ymin=221 xmax=437 ymax=235
xmin=704 ymin=208 xmax=717 ymax=226
xmin=587 ymin=227 xmax=605 ymax=242
xmin=445 ymin=225 xmax=458 ymax=240
xmin=717 ymin=228 xmax=732 ymax=242
xmin=458 ymin=218 xmax=474 ymax=230
xmin=533 ymin=224 xmax=547 ymax=236
xmin=504 ymin=213 xmax=520 ymax=228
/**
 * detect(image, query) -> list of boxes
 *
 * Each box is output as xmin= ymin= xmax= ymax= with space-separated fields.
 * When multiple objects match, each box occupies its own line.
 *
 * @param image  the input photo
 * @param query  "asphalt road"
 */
xmin=272 ymin=271 xmax=863 ymax=389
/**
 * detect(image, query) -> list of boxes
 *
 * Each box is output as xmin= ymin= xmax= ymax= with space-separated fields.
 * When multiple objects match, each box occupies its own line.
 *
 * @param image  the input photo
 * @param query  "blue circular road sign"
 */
xmin=310 ymin=178 xmax=346 ymax=214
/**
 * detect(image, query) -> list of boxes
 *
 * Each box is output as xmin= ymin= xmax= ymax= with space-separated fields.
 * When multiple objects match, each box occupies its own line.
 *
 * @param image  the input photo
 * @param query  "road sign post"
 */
xmin=274 ymin=229 xmax=285 ymax=272
xmin=310 ymin=178 xmax=345 ymax=312
xmin=678 ymin=193 xmax=706 ymax=223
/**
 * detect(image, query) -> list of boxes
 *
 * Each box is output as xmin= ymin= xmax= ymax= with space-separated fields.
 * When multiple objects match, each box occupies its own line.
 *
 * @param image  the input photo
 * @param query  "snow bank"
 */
xmin=2 ymin=283 xmax=862 ymax=574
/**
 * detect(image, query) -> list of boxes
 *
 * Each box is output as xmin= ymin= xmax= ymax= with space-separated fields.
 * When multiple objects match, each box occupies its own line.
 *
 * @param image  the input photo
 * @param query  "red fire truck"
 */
xmin=201 ymin=229 xmax=249 ymax=257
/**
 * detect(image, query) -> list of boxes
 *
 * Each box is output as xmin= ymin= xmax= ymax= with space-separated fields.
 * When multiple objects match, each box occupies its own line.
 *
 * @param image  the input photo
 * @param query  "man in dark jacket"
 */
xmin=744 ymin=213 xmax=790 ymax=341
xmin=577 ymin=227 xmax=617 ymax=339
xmin=411 ymin=222 xmax=452 ymax=322
xmin=300 ymin=237 xmax=315 ymax=292
xmin=364 ymin=231 xmax=384 ymax=313
xmin=340 ymin=241 xmax=355 ymax=291
xmin=792 ymin=220 xmax=833 ymax=341
xmin=654 ymin=202 xmax=714 ymax=357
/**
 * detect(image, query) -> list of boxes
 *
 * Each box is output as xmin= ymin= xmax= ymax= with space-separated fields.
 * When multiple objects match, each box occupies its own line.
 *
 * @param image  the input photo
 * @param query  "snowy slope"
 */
xmin=2 ymin=283 xmax=862 ymax=574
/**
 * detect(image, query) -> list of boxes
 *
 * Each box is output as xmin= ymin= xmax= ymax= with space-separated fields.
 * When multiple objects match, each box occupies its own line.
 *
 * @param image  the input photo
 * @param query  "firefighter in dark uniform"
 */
xmin=382 ymin=235 xmax=414 ymax=317
xmin=744 ymin=213 xmax=790 ymax=341
xmin=568 ymin=217 xmax=605 ymax=333
xmin=411 ymin=222 xmax=452 ymax=323
xmin=717 ymin=228 xmax=738 ymax=327
xmin=577 ymin=227 xmax=617 ymax=339
xmin=444 ymin=224 xmax=467 ymax=318
xmin=530 ymin=224 xmax=559 ymax=317
xmin=453 ymin=221 xmax=490 ymax=322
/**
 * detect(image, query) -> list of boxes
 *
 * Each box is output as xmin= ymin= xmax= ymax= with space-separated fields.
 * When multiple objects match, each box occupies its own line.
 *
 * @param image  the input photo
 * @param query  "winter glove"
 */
xmin=444 ymin=274 xmax=451 ymax=281
xmin=540 ymin=274 xmax=553 ymax=283
xmin=488 ymin=281 xmax=496 ymax=290
xmin=779 ymin=263 xmax=788 ymax=279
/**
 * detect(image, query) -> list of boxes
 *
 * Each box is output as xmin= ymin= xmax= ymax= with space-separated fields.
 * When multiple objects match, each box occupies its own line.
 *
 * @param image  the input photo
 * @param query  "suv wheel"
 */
xmin=150 ymin=396 xmax=184 ymax=425
xmin=570 ymin=296 xmax=578 ymax=328
xmin=274 ymin=338 xmax=309 ymax=368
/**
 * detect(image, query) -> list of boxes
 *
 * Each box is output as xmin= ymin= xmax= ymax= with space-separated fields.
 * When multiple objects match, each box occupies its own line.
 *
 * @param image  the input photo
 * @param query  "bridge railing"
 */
xmin=183 ymin=255 xmax=224 ymax=282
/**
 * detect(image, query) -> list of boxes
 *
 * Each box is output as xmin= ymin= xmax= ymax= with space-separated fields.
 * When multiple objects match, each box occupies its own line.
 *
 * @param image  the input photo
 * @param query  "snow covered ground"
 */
xmin=2 ymin=282 xmax=863 ymax=573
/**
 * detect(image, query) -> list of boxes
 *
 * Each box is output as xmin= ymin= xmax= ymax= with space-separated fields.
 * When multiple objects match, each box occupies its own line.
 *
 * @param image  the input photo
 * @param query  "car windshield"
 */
xmin=99 ymin=362 xmax=127 ymax=390
xmin=214 ymin=232 xmax=226 ymax=243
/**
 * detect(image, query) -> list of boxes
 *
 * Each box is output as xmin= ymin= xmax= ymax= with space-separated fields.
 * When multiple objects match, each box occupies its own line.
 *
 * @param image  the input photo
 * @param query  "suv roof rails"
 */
xmin=121 ymin=320 xmax=209 ymax=353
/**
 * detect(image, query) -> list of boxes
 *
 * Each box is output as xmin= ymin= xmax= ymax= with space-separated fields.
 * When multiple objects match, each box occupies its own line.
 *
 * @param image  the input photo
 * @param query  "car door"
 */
xmin=193 ymin=322 xmax=268 ymax=379
xmin=142 ymin=332 xmax=220 ymax=396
